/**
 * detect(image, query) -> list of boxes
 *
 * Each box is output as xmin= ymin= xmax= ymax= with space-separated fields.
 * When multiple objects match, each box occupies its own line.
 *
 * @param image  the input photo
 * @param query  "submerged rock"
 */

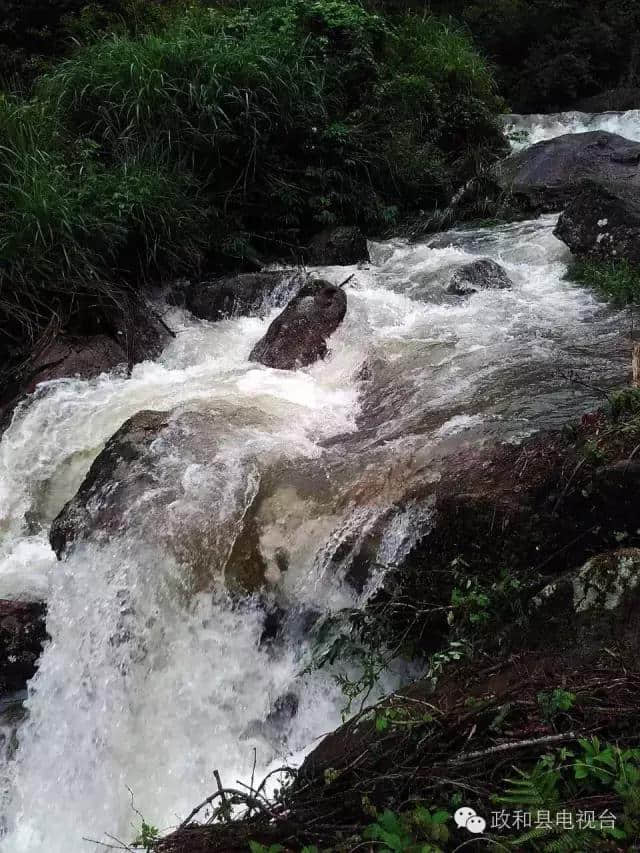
xmin=249 ymin=279 xmax=347 ymax=370
xmin=0 ymin=600 xmax=46 ymax=695
xmin=167 ymin=271 xmax=307 ymax=322
xmin=49 ymin=409 xmax=286 ymax=593
xmin=241 ymin=691 xmax=299 ymax=743
xmin=50 ymin=409 xmax=171 ymax=560
xmin=307 ymin=226 xmax=369 ymax=266
xmin=446 ymin=258 xmax=513 ymax=295
xmin=492 ymin=131 xmax=640 ymax=213
xmin=554 ymin=180 xmax=640 ymax=263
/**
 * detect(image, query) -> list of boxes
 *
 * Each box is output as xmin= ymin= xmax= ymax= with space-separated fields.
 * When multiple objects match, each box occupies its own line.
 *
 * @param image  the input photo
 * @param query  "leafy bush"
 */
xmin=566 ymin=259 xmax=640 ymax=305
xmin=426 ymin=0 xmax=640 ymax=112
xmin=495 ymin=737 xmax=640 ymax=848
xmin=0 ymin=0 xmax=177 ymax=87
xmin=0 ymin=94 xmax=208 ymax=347
xmin=0 ymin=0 xmax=505 ymax=353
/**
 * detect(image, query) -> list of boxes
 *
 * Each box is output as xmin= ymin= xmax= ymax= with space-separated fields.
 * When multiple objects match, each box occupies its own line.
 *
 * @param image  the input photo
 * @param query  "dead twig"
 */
xmin=448 ymin=731 xmax=577 ymax=766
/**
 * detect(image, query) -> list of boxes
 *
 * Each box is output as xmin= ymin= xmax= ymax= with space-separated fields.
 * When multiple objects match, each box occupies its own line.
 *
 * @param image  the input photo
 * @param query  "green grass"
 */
xmin=567 ymin=259 xmax=640 ymax=306
xmin=0 ymin=0 xmax=505 ymax=356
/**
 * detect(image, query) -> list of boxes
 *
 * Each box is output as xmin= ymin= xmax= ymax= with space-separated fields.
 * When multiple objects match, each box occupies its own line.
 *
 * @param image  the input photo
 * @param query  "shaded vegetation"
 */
xmin=150 ymin=665 xmax=640 ymax=851
xmin=427 ymin=0 xmax=640 ymax=112
xmin=0 ymin=0 xmax=505 ymax=365
xmin=566 ymin=259 xmax=640 ymax=306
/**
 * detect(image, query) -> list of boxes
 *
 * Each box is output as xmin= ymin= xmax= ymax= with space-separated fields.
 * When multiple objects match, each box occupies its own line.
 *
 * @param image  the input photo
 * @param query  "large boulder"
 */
xmin=554 ymin=180 xmax=640 ymax=263
xmin=0 ymin=600 xmax=46 ymax=695
xmin=1 ymin=296 xmax=172 ymax=434
xmin=49 ymin=409 xmax=279 ymax=592
xmin=26 ymin=335 xmax=128 ymax=391
xmin=249 ymin=279 xmax=347 ymax=370
xmin=492 ymin=131 xmax=640 ymax=213
xmin=446 ymin=258 xmax=513 ymax=296
xmin=167 ymin=271 xmax=307 ymax=322
xmin=529 ymin=549 xmax=640 ymax=661
xmin=307 ymin=226 xmax=369 ymax=266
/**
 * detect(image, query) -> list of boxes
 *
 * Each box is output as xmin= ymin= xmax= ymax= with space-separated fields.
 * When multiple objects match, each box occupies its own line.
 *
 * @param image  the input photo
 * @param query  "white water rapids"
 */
xmin=504 ymin=109 xmax=640 ymax=149
xmin=0 ymin=113 xmax=633 ymax=851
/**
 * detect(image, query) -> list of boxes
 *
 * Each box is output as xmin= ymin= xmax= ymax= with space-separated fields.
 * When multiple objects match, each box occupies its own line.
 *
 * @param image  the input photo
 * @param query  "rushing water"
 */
xmin=504 ymin=109 xmax=640 ymax=149
xmin=0 ymin=115 xmax=632 ymax=851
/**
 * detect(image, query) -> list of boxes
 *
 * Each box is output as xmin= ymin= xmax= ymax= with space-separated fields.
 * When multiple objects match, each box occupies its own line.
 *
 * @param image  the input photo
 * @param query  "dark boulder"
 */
xmin=49 ymin=409 xmax=172 ymax=560
xmin=49 ymin=409 xmax=273 ymax=592
xmin=1 ymin=296 xmax=172 ymax=434
xmin=554 ymin=180 xmax=640 ymax=263
xmin=167 ymin=271 xmax=307 ymax=322
xmin=446 ymin=258 xmax=513 ymax=296
xmin=492 ymin=131 xmax=640 ymax=213
xmin=249 ymin=279 xmax=347 ymax=370
xmin=111 ymin=297 xmax=172 ymax=365
xmin=0 ymin=600 xmax=47 ymax=694
xmin=26 ymin=335 xmax=128 ymax=391
xmin=307 ymin=226 xmax=369 ymax=266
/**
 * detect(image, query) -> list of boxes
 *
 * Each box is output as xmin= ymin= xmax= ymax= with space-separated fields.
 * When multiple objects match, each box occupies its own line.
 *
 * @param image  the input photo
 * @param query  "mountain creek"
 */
xmin=1 ymin=110 xmax=640 ymax=852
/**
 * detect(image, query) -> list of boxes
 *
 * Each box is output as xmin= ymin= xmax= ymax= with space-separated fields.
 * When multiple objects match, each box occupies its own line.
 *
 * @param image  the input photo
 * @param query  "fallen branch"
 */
xmin=448 ymin=731 xmax=577 ymax=765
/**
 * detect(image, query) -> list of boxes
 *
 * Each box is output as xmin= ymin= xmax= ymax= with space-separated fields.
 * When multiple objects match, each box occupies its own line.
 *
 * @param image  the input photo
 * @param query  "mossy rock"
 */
xmin=530 ymin=548 xmax=640 ymax=663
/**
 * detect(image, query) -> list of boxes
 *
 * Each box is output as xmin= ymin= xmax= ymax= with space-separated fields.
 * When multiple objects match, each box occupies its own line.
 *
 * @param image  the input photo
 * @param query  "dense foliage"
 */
xmin=0 ymin=0 xmax=505 ymax=357
xmin=427 ymin=0 xmax=640 ymax=112
xmin=567 ymin=259 xmax=640 ymax=305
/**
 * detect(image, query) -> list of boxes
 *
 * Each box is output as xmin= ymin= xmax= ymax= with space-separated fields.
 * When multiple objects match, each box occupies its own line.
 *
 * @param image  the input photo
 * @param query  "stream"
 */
xmin=0 ymin=110 xmax=636 ymax=852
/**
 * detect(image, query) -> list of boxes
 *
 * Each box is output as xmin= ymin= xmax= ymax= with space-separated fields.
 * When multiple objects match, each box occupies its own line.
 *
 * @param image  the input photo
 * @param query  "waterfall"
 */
xmin=0 ymin=117 xmax=631 ymax=851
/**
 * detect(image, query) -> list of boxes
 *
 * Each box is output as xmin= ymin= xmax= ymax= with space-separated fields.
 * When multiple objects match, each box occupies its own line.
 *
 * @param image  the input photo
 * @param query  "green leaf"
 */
xmin=432 ymin=810 xmax=450 ymax=824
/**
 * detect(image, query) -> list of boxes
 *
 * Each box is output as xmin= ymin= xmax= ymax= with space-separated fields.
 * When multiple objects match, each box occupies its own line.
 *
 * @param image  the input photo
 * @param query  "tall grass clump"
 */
xmin=0 ymin=0 xmax=506 ymax=358
xmin=567 ymin=259 xmax=640 ymax=306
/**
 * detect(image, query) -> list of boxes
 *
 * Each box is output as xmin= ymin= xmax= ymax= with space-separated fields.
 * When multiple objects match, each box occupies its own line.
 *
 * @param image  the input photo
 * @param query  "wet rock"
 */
xmin=446 ymin=258 xmax=513 ymax=296
xmin=249 ymin=279 xmax=347 ymax=370
xmin=0 ymin=296 xmax=171 ymax=433
xmin=554 ymin=180 xmax=640 ymax=264
xmin=50 ymin=409 xmax=171 ymax=559
xmin=307 ymin=226 xmax=369 ymax=266
xmin=167 ymin=271 xmax=307 ymax=322
xmin=26 ymin=335 xmax=127 ymax=391
xmin=265 ymin=691 xmax=299 ymax=730
xmin=49 ymin=409 xmax=273 ymax=593
xmin=492 ymin=131 xmax=640 ymax=213
xmin=111 ymin=296 xmax=172 ymax=365
xmin=0 ymin=600 xmax=47 ymax=695
xmin=242 ymin=691 xmax=299 ymax=743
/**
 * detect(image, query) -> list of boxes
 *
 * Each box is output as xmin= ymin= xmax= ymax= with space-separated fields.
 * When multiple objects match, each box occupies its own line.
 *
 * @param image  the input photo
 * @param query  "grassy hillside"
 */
xmin=0 ymin=0 xmax=505 ymax=364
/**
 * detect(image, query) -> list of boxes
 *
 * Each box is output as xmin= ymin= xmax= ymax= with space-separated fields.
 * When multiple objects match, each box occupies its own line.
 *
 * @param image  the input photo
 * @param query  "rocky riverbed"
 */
xmin=2 ymin=109 xmax=640 ymax=851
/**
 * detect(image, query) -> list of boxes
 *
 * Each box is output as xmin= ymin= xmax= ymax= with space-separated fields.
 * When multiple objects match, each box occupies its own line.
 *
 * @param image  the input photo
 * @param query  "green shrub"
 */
xmin=0 ymin=94 xmax=208 ymax=343
xmin=566 ymin=259 xmax=640 ymax=306
xmin=0 ymin=0 xmax=505 ymax=352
